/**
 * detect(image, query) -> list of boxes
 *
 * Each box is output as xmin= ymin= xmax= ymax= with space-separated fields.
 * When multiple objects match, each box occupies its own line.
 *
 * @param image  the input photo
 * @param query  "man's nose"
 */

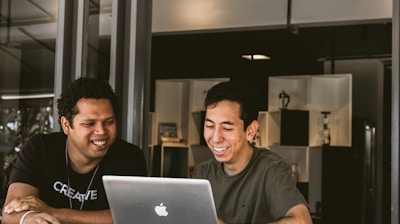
xmin=94 ymin=123 xmax=107 ymax=134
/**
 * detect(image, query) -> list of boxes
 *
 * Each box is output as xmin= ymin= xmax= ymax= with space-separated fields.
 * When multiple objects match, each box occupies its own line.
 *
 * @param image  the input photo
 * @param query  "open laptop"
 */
xmin=102 ymin=175 xmax=218 ymax=224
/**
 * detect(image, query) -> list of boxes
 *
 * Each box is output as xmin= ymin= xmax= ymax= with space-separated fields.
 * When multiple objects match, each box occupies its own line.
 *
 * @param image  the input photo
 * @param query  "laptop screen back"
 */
xmin=102 ymin=175 xmax=218 ymax=224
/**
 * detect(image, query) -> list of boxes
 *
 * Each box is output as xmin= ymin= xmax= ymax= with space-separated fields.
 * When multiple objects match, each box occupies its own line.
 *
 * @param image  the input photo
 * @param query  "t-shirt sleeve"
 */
xmin=104 ymin=140 xmax=148 ymax=176
xmin=127 ymin=145 xmax=148 ymax=176
xmin=192 ymin=166 xmax=201 ymax=178
xmin=266 ymin=159 xmax=308 ymax=219
xmin=192 ymin=161 xmax=210 ymax=179
xmin=9 ymin=134 xmax=43 ymax=188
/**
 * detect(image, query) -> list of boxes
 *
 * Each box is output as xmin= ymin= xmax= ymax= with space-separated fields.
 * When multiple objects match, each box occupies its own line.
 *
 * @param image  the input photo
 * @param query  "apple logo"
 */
xmin=154 ymin=203 xmax=168 ymax=216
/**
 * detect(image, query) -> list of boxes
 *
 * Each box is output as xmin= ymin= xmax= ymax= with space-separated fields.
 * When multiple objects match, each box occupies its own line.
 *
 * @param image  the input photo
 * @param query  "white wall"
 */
xmin=152 ymin=0 xmax=392 ymax=33
xmin=292 ymin=0 xmax=392 ymax=25
xmin=2 ymin=1 xmax=393 ymax=40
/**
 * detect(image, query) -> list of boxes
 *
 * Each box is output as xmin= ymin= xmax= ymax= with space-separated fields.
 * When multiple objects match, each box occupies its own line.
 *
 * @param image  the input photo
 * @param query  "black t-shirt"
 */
xmin=9 ymin=132 xmax=147 ymax=210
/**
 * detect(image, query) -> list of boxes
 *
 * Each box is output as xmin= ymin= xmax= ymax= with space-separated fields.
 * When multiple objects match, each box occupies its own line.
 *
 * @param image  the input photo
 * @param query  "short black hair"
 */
xmin=56 ymin=77 xmax=119 ymax=127
xmin=204 ymin=81 xmax=259 ymax=130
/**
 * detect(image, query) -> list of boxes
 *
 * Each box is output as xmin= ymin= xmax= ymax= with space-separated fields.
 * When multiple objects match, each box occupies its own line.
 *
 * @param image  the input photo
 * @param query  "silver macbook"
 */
xmin=102 ymin=175 xmax=218 ymax=224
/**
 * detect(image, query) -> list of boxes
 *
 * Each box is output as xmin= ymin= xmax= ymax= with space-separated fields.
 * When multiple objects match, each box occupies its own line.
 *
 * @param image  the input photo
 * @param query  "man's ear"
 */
xmin=60 ymin=116 xmax=70 ymax=135
xmin=246 ymin=120 xmax=259 ymax=141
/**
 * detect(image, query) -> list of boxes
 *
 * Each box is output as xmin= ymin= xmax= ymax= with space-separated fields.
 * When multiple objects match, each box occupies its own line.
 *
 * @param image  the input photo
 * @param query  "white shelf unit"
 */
xmin=259 ymin=74 xmax=352 ymax=214
xmin=264 ymin=74 xmax=352 ymax=147
xmin=309 ymin=75 xmax=352 ymax=147
xmin=268 ymin=146 xmax=322 ymax=213
xmin=151 ymin=78 xmax=229 ymax=176
xmin=152 ymin=80 xmax=190 ymax=146
xmin=151 ymin=144 xmax=189 ymax=178
xmin=268 ymin=75 xmax=310 ymax=111
xmin=268 ymin=146 xmax=321 ymax=183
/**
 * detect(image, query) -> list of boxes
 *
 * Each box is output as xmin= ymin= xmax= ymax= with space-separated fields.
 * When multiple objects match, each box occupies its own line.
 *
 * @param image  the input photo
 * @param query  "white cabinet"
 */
xmin=261 ymin=74 xmax=352 ymax=147
xmin=150 ymin=78 xmax=229 ymax=176
xmin=309 ymin=75 xmax=352 ymax=146
xmin=268 ymin=146 xmax=321 ymax=183
xmin=258 ymin=110 xmax=309 ymax=147
xmin=258 ymin=74 xmax=352 ymax=214
xmin=151 ymin=78 xmax=229 ymax=146
xmin=151 ymin=144 xmax=189 ymax=177
xmin=268 ymin=76 xmax=310 ymax=111
xmin=268 ymin=146 xmax=322 ymax=214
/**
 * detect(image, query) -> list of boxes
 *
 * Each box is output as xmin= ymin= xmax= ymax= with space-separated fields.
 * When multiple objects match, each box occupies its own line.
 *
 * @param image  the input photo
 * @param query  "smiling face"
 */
xmin=204 ymin=100 xmax=258 ymax=174
xmin=61 ymin=98 xmax=117 ymax=170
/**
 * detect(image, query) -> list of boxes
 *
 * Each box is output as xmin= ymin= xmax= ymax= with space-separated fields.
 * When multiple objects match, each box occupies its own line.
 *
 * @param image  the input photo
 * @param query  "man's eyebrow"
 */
xmin=80 ymin=116 xmax=115 ymax=121
xmin=222 ymin=121 xmax=234 ymax=126
xmin=80 ymin=118 xmax=95 ymax=122
xmin=205 ymin=118 xmax=214 ymax=123
xmin=205 ymin=118 xmax=234 ymax=126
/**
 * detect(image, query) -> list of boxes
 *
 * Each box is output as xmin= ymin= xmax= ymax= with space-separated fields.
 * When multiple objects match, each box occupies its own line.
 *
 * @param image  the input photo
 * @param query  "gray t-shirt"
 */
xmin=192 ymin=146 xmax=307 ymax=224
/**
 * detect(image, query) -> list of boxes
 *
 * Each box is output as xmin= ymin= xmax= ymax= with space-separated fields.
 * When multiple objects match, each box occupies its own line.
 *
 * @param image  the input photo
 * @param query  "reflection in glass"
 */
xmin=0 ymin=0 xmax=58 ymax=200
xmin=87 ymin=0 xmax=112 ymax=80
xmin=1 ymin=0 xmax=58 ymax=94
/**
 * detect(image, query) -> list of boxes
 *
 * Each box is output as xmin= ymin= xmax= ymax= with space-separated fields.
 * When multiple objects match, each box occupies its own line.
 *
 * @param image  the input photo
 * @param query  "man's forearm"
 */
xmin=52 ymin=208 xmax=113 ymax=224
xmin=2 ymin=210 xmax=27 ymax=224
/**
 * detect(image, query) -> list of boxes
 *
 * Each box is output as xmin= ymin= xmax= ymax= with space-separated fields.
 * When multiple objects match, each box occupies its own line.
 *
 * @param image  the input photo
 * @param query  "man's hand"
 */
xmin=18 ymin=211 xmax=61 ymax=224
xmin=3 ymin=196 xmax=54 ymax=214
xmin=218 ymin=218 xmax=227 ymax=224
xmin=3 ymin=183 xmax=113 ymax=224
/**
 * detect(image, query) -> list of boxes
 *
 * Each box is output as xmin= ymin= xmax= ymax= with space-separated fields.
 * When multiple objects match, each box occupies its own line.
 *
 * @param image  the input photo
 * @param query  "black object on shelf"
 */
xmin=280 ymin=109 xmax=309 ymax=146
xmin=151 ymin=145 xmax=188 ymax=178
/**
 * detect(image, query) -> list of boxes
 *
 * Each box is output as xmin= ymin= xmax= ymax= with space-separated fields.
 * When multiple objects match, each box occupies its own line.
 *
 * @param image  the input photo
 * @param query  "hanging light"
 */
xmin=241 ymin=54 xmax=270 ymax=60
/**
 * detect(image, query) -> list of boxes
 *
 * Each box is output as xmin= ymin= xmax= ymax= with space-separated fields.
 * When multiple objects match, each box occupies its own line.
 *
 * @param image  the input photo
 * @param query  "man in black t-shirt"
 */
xmin=2 ymin=78 xmax=147 ymax=224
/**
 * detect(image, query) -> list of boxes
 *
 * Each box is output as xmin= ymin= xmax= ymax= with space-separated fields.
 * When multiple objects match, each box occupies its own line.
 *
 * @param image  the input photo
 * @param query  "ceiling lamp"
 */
xmin=1 ymin=93 xmax=55 ymax=100
xmin=242 ymin=54 xmax=270 ymax=60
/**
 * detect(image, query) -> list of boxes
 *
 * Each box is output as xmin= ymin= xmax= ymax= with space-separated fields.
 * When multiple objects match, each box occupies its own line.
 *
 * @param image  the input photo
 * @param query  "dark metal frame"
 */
xmin=392 ymin=0 xmax=399 ymax=224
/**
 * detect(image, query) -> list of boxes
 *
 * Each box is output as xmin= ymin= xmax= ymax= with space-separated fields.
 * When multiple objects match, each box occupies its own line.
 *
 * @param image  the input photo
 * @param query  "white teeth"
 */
xmin=214 ymin=147 xmax=226 ymax=152
xmin=93 ymin=140 xmax=106 ymax=146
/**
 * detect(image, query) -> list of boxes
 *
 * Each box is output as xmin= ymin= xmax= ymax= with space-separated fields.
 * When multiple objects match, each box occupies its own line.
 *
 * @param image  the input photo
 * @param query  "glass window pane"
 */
xmin=0 ymin=0 xmax=58 ymax=195
xmin=87 ymin=0 xmax=112 ymax=80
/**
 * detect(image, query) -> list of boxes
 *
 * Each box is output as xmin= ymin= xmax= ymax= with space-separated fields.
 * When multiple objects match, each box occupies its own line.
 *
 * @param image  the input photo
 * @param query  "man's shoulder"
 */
xmin=196 ymin=157 xmax=217 ymax=167
xmin=253 ymin=147 xmax=291 ymax=170
xmin=111 ymin=138 xmax=138 ymax=147
xmin=27 ymin=132 xmax=66 ymax=146
xmin=192 ymin=158 xmax=218 ymax=177
xmin=18 ymin=132 xmax=66 ymax=159
xmin=104 ymin=139 xmax=147 ymax=173
xmin=256 ymin=147 xmax=284 ymax=161
xmin=110 ymin=138 xmax=143 ymax=153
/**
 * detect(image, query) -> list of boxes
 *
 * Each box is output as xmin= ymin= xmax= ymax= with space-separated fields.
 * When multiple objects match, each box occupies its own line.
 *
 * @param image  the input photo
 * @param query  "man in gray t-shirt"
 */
xmin=192 ymin=81 xmax=312 ymax=224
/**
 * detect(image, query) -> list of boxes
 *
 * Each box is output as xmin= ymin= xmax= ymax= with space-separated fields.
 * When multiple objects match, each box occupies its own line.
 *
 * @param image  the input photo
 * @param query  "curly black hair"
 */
xmin=204 ymin=81 xmax=259 ymax=131
xmin=56 ymin=77 xmax=119 ymax=128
